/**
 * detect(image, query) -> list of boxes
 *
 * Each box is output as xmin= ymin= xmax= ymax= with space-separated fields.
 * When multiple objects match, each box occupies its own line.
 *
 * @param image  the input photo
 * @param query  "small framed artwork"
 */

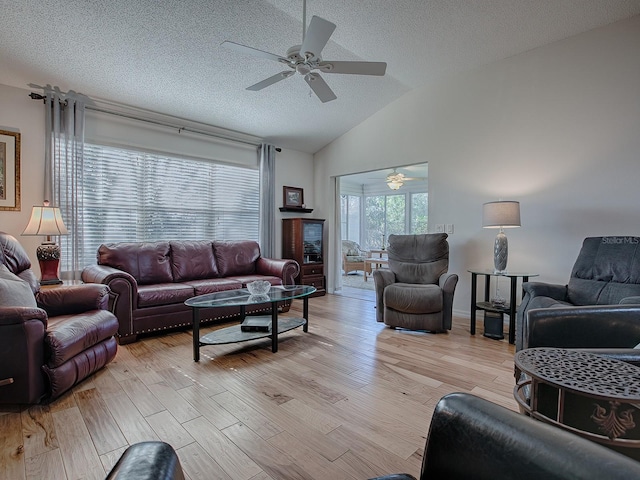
xmin=283 ymin=186 xmax=304 ymax=208
xmin=0 ymin=129 xmax=20 ymax=211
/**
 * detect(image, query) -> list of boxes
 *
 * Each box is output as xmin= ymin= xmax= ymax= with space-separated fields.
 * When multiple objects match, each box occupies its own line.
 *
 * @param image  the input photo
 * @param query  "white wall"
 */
xmin=0 ymin=84 xmax=46 ymax=271
xmin=314 ymin=15 xmax=640 ymax=315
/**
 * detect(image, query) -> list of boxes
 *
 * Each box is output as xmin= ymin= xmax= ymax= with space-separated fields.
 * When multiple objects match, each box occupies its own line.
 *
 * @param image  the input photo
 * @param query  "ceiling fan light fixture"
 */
xmin=387 ymin=179 xmax=403 ymax=190
xmin=296 ymin=64 xmax=311 ymax=75
xmin=386 ymin=171 xmax=406 ymax=190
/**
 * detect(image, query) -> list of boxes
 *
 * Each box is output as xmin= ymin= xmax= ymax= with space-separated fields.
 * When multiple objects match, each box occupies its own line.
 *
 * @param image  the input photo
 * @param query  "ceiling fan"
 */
xmin=386 ymin=169 xmax=425 ymax=190
xmin=221 ymin=0 xmax=387 ymax=103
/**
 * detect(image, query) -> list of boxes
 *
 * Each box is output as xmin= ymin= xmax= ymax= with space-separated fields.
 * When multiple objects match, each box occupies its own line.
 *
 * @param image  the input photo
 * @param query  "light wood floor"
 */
xmin=1 ymin=293 xmax=516 ymax=480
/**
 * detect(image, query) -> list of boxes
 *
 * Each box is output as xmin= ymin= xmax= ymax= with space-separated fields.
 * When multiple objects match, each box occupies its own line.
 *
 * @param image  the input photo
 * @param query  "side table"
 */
xmin=514 ymin=348 xmax=640 ymax=461
xmin=468 ymin=269 xmax=538 ymax=344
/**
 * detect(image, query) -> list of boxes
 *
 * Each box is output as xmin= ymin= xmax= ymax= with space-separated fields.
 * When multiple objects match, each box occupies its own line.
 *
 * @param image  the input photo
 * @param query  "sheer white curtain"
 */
xmin=44 ymin=86 xmax=87 ymax=279
xmin=259 ymin=143 xmax=276 ymax=258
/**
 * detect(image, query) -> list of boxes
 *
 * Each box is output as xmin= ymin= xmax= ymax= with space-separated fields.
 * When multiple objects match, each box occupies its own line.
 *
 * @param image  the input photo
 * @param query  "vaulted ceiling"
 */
xmin=1 ymin=1 xmax=639 ymax=153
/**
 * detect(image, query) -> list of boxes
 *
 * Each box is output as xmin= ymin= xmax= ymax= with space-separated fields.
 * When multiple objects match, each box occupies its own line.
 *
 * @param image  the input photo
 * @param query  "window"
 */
xmin=340 ymin=194 xmax=361 ymax=244
xmin=410 ymin=192 xmax=428 ymax=233
xmin=59 ymin=144 xmax=259 ymax=271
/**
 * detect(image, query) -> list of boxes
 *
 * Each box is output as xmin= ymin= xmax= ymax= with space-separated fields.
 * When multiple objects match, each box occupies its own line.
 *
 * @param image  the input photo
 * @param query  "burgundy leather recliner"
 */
xmin=0 ymin=232 xmax=119 ymax=404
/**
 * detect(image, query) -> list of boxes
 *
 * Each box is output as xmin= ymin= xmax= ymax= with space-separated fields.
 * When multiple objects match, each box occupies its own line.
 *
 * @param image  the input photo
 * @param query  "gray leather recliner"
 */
xmin=373 ymin=233 xmax=458 ymax=332
xmin=516 ymin=236 xmax=640 ymax=351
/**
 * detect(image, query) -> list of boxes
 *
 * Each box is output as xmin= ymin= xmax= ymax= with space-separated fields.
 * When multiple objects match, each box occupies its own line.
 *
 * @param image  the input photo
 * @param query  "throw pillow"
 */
xmin=0 ymin=264 xmax=37 ymax=308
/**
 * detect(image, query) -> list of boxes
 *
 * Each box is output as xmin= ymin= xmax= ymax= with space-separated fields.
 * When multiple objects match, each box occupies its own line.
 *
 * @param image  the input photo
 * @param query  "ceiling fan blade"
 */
xmin=319 ymin=61 xmax=387 ymax=76
xmin=221 ymin=41 xmax=289 ymax=64
xmin=304 ymin=73 xmax=337 ymax=103
xmin=300 ymin=16 xmax=336 ymax=59
xmin=247 ymin=71 xmax=294 ymax=91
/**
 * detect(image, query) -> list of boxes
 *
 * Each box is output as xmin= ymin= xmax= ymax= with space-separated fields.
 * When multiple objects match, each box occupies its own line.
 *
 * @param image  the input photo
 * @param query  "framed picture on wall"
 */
xmin=0 ymin=129 xmax=20 ymax=211
xmin=283 ymin=186 xmax=304 ymax=208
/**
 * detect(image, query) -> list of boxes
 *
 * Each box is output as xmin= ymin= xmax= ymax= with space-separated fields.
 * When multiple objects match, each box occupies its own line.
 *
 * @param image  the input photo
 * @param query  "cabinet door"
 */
xmin=302 ymin=220 xmax=324 ymax=264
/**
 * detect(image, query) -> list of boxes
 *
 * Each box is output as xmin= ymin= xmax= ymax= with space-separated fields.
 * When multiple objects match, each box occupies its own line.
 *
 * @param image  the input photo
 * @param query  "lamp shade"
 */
xmin=482 ymin=201 xmax=521 ymax=229
xmin=22 ymin=201 xmax=68 ymax=236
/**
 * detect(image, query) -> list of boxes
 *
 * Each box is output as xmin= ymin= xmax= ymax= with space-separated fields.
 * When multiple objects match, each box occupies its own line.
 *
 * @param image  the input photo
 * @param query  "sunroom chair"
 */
xmin=516 ymin=236 xmax=640 ymax=351
xmin=342 ymin=240 xmax=370 ymax=274
xmin=373 ymin=233 xmax=458 ymax=332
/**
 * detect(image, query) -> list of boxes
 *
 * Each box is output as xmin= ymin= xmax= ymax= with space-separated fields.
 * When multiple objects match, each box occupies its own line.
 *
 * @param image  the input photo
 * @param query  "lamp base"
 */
xmin=36 ymin=242 xmax=62 ymax=285
xmin=493 ymin=231 xmax=508 ymax=273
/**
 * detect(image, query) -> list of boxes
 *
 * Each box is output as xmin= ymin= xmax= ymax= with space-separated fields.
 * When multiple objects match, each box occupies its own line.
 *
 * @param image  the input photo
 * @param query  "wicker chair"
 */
xmin=342 ymin=240 xmax=370 ymax=274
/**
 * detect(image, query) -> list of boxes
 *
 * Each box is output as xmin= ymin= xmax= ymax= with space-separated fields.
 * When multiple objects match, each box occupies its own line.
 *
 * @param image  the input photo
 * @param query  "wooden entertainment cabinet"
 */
xmin=282 ymin=218 xmax=326 ymax=297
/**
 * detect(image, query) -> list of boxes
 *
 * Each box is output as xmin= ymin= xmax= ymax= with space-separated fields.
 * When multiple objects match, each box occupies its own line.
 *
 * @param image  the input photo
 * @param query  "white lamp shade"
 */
xmin=22 ymin=203 xmax=69 ymax=236
xmin=482 ymin=201 xmax=521 ymax=229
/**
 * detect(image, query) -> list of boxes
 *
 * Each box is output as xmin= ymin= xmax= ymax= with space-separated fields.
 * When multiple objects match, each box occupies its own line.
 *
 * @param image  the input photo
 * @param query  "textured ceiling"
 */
xmin=1 ymin=1 xmax=639 ymax=153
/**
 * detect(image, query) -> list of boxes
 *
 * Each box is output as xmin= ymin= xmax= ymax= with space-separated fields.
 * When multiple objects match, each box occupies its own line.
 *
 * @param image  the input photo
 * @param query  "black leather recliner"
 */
xmin=370 ymin=392 xmax=640 ymax=480
xmin=516 ymin=236 xmax=640 ymax=351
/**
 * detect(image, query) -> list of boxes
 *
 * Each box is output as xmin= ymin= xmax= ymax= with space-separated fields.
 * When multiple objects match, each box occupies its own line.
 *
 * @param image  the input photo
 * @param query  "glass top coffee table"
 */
xmin=185 ymin=285 xmax=316 ymax=361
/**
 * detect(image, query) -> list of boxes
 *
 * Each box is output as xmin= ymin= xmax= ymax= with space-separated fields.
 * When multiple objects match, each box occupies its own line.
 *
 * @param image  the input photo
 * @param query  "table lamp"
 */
xmin=22 ymin=200 xmax=69 ymax=285
xmin=482 ymin=200 xmax=520 ymax=273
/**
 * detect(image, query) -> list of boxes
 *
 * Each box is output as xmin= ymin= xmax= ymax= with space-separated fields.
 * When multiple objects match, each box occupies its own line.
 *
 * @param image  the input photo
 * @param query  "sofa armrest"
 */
xmin=524 ymin=304 xmax=640 ymax=350
xmin=255 ymin=257 xmax=300 ymax=286
xmin=82 ymin=264 xmax=139 ymax=340
xmin=373 ymin=269 xmax=396 ymax=323
xmin=36 ymin=284 xmax=111 ymax=317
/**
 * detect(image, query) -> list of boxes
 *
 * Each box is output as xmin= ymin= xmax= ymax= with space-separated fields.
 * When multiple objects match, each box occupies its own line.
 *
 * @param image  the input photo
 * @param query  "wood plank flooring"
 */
xmin=0 ymin=292 xmax=516 ymax=479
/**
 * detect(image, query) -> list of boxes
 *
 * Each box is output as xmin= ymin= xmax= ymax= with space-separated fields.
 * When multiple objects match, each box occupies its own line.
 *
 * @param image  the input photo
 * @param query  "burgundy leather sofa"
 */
xmin=0 ymin=232 xmax=118 ymax=404
xmin=81 ymin=240 xmax=300 ymax=344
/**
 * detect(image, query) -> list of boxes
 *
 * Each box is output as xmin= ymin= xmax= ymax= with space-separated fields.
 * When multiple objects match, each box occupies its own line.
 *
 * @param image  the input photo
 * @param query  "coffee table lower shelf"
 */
xmin=200 ymin=316 xmax=306 ymax=347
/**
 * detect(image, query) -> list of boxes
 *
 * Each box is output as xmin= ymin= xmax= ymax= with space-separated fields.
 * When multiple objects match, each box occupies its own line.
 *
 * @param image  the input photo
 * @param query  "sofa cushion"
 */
xmin=98 ymin=242 xmax=174 ymax=285
xmin=0 ymin=264 xmax=37 ymax=308
xmin=184 ymin=278 xmax=242 ymax=295
xmin=170 ymin=240 xmax=219 ymax=282
xmin=137 ymin=283 xmax=195 ymax=308
xmin=45 ymin=310 xmax=119 ymax=368
xmin=213 ymin=241 xmax=260 ymax=277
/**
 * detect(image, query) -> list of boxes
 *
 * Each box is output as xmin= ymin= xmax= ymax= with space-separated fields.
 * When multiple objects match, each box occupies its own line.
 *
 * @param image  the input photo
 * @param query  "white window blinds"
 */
xmin=61 ymin=143 xmax=259 ymax=271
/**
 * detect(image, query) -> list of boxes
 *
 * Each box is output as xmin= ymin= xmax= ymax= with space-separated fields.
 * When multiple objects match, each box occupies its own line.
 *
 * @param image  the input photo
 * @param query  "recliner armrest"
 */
xmin=0 ymin=306 xmax=47 ymax=327
xmin=373 ymin=269 xmax=396 ymax=323
xmin=524 ymin=304 xmax=640 ymax=350
xmin=36 ymin=284 xmax=111 ymax=317
xmin=621 ymin=296 xmax=640 ymax=304
xmin=106 ymin=441 xmax=185 ymax=480
xmin=522 ymin=281 xmax=568 ymax=301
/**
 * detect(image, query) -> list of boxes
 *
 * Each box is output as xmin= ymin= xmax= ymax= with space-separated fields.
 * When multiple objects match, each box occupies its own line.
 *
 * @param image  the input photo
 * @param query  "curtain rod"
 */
xmin=28 ymin=91 xmax=280 ymax=151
